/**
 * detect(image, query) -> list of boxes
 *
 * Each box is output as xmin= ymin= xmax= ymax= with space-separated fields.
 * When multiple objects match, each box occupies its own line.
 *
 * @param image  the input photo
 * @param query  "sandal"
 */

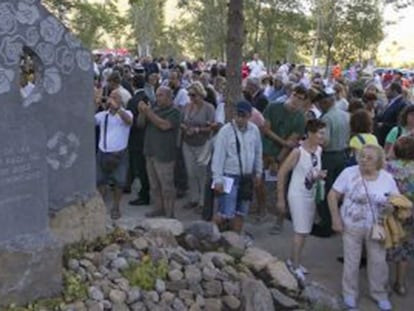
xmin=393 ymin=283 xmax=407 ymax=296
xmin=110 ymin=207 xmax=121 ymax=220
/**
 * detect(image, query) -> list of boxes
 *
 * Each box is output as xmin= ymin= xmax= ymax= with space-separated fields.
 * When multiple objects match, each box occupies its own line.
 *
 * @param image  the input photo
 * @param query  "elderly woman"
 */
xmin=328 ymin=144 xmax=400 ymax=311
xmin=385 ymin=136 xmax=414 ymax=296
xmin=181 ymin=81 xmax=215 ymax=211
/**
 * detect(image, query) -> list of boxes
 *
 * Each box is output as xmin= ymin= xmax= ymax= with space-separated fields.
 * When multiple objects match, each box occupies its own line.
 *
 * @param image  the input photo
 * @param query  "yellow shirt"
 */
xmin=349 ymin=133 xmax=378 ymax=150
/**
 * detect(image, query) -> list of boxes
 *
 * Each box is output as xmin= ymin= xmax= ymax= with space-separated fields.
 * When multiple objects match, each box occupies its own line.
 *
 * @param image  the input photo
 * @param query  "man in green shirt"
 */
xmin=139 ymin=86 xmax=181 ymax=218
xmin=261 ymin=84 xmax=307 ymax=233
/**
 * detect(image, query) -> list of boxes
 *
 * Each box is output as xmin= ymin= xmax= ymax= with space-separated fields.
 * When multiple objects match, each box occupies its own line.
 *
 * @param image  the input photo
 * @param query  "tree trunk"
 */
xmin=253 ymin=0 xmax=262 ymax=52
xmin=225 ymin=0 xmax=245 ymax=122
xmin=324 ymin=43 xmax=333 ymax=78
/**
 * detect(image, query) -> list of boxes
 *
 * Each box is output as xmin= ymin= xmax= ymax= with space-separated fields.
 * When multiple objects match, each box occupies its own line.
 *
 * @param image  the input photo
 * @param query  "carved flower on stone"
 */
xmin=46 ymin=132 xmax=80 ymax=170
xmin=40 ymin=16 xmax=64 ymax=45
xmin=24 ymin=26 xmax=40 ymax=47
xmin=76 ymin=49 xmax=92 ymax=72
xmin=0 ymin=36 xmax=24 ymax=66
xmin=17 ymin=1 xmax=40 ymax=25
xmin=64 ymin=32 xmax=81 ymax=49
xmin=56 ymin=46 xmax=75 ymax=75
xmin=36 ymin=42 xmax=55 ymax=66
xmin=0 ymin=67 xmax=15 ymax=94
xmin=43 ymin=67 xmax=62 ymax=95
xmin=0 ymin=3 xmax=17 ymax=35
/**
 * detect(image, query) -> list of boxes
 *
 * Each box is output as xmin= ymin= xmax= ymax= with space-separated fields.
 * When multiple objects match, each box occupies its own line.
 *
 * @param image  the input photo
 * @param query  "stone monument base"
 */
xmin=0 ymin=231 xmax=62 ymax=306
xmin=50 ymin=192 xmax=106 ymax=245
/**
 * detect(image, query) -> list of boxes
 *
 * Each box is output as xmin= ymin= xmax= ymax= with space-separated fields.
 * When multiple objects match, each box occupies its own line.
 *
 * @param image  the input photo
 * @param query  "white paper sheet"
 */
xmin=211 ymin=176 xmax=234 ymax=194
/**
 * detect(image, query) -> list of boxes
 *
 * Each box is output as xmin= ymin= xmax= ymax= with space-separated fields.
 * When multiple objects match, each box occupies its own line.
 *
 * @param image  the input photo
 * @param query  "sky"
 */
xmin=378 ymin=4 xmax=414 ymax=67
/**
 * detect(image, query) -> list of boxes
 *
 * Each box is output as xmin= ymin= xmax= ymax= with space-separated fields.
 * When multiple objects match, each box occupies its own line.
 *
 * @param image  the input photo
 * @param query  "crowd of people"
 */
xmin=93 ymin=53 xmax=414 ymax=311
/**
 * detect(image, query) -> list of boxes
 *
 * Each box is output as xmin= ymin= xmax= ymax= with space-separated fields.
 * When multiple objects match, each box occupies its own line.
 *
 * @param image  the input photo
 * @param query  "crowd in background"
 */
xmin=92 ymin=52 xmax=414 ymax=311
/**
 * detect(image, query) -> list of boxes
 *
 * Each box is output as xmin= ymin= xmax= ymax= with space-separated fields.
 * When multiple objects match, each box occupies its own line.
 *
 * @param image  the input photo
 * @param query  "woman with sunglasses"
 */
xmin=181 ymin=81 xmax=215 ymax=211
xmin=276 ymin=119 xmax=327 ymax=281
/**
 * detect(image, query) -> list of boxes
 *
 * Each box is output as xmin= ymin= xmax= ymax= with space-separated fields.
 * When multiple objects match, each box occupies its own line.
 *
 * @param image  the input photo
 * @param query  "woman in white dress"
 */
xmin=277 ymin=119 xmax=327 ymax=280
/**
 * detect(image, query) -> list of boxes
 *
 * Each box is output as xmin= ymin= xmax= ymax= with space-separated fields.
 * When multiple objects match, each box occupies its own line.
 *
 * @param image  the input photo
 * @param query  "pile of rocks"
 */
xmin=59 ymin=219 xmax=341 ymax=311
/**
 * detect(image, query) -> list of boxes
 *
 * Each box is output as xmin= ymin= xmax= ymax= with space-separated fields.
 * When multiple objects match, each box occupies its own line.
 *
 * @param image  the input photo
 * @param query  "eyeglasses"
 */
xmin=311 ymin=153 xmax=318 ymax=167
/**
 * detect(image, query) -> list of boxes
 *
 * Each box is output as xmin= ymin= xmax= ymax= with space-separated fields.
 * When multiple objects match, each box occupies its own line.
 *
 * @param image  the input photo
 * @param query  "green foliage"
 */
xmin=62 ymin=270 xmax=88 ymax=302
xmin=43 ymin=0 xmax=126 ymax=49
xmin=122 ymin=255 xmax=168 ymax=290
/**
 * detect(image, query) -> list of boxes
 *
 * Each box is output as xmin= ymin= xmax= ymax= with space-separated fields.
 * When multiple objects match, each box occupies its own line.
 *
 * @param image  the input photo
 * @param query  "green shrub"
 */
xmin=122 ymin=255 xmax=168 ymax=290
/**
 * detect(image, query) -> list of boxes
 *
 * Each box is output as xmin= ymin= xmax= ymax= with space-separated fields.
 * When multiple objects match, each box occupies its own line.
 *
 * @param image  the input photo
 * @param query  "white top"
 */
xmin=174 ymin=88 xmax=190 ymax=107
xmin=248 ymin=59 xmax=266 ymax=78
xmin=288 ymin=146 xmax=322 ymax=196
xmin=95 ymin=110 xmax=133 ymax=152
xmin=333 ymin=166 xmax=400 ymax=229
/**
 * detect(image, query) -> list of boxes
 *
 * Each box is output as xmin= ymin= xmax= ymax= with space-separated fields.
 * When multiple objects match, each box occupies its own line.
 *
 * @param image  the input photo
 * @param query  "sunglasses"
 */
xmin=311 ymin=153 xmax=318 ymax=167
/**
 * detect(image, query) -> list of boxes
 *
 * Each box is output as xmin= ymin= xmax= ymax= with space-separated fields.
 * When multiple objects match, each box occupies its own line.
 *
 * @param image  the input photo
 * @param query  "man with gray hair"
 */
xmin=244 ymin=76 xmax=268 ymax=113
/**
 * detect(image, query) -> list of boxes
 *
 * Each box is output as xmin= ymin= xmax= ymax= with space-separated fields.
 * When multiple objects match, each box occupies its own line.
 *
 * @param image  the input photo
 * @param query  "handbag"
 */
xmin=100 ymin=113 xmax=125 ymax=174
xmin=232 ymin=124 xmax=254 ymax=201
xmin=362 ymin=176 xmax=386 ymax=242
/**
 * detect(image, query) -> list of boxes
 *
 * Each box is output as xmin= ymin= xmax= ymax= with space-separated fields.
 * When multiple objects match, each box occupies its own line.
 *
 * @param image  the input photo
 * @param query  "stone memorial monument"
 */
xmin=0 ymin=0 xmax=106 ymax=305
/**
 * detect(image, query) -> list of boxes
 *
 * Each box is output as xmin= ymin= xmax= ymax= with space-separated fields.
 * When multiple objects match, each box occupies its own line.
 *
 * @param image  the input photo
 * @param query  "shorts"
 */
xmin=217 ymin=175 xmax=250 ymax=219
xmin=96 ymin=150 xmax=128 ymax=188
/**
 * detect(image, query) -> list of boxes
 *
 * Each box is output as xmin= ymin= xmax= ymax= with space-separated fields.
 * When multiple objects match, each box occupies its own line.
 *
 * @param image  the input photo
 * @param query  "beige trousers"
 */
xmin=146 ymin=157 xmax=176 ymax=217
xmin=342 ymin=225 xmax=389 ymax=302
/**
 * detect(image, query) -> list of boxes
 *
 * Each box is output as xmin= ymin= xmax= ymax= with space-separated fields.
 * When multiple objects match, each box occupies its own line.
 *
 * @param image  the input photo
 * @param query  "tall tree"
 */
xmin=128 ymin=0 xmax=166 ymax=56
xmin=225 ymin=0 xmax=245 ymax=120
xmin=177 ymin=0 xmax=228 ymax=59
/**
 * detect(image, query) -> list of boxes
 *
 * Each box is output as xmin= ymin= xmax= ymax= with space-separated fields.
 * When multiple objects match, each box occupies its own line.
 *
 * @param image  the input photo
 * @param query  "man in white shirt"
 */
xmin=248 ymin=53 xmax=266 ymax=78
xmin=95 ymin=89 xmax=133 ymax=219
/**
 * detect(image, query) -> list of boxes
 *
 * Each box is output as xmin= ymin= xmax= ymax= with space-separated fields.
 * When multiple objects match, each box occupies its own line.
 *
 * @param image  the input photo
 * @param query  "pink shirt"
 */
xmin=250 ymin=108 xmax=265 ymax=128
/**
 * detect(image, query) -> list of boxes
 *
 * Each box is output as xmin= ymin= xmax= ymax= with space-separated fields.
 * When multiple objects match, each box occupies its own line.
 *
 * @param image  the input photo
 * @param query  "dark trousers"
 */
xmin=129 ymin=148 xmax=150 ymax=201
xmin=317 ymin=150 xmax=346 ymax=230
xmin=174 ymin=146 xmax=188 ymax=193
xmin=202 ymin=164 xmax=214 ymax=221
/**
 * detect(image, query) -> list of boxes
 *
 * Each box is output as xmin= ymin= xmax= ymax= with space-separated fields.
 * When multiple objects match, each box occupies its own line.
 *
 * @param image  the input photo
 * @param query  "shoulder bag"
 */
xmin=232 ymin=124 xmax=254 ymax=201
xmin=362 ymin=177 xmax=386 ymax=242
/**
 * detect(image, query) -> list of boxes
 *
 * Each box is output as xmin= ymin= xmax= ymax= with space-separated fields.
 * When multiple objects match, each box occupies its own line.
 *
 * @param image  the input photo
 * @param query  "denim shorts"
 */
xmin=96 ymin=150 xmax=128 ymax=188
xmin=217 ymin=175 xmax=250 ymax=219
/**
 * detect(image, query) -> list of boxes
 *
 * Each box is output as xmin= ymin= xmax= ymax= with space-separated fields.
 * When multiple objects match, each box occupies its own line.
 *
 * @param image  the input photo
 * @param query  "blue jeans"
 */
xmin=217 ymin=175 xmax=250 ymax=219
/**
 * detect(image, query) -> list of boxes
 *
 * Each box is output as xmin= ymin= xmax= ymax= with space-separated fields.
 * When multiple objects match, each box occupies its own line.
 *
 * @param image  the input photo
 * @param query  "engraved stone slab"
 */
xmin=0 ymin=122 xmax=48 ymax=243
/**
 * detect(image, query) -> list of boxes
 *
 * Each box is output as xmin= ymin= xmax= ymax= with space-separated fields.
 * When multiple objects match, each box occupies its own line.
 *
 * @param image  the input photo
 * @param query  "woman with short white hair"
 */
xmin=328 ymin=144 xmax=400 ymax=311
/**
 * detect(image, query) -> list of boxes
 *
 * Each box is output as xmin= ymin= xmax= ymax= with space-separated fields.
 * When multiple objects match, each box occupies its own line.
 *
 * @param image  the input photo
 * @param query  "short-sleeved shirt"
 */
xmin=262 ymin=102 xmax=305 ymax=158
xmin=333 ymin=166 xmax=399 ymax=229
xmin=95 ymin=110 xmax=133 ymax=152
xmin=349 ymin=133 xmax=379 ymax=150
xmin=143 ymin=105 xmax=180 ymax=162
xmin=182 ymin=101 xmax=215 ymax=146
xmin=385 ymin=126 xmax=407 ymax=145
xmin=321 ymin=106 xmax=350 ymax=151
